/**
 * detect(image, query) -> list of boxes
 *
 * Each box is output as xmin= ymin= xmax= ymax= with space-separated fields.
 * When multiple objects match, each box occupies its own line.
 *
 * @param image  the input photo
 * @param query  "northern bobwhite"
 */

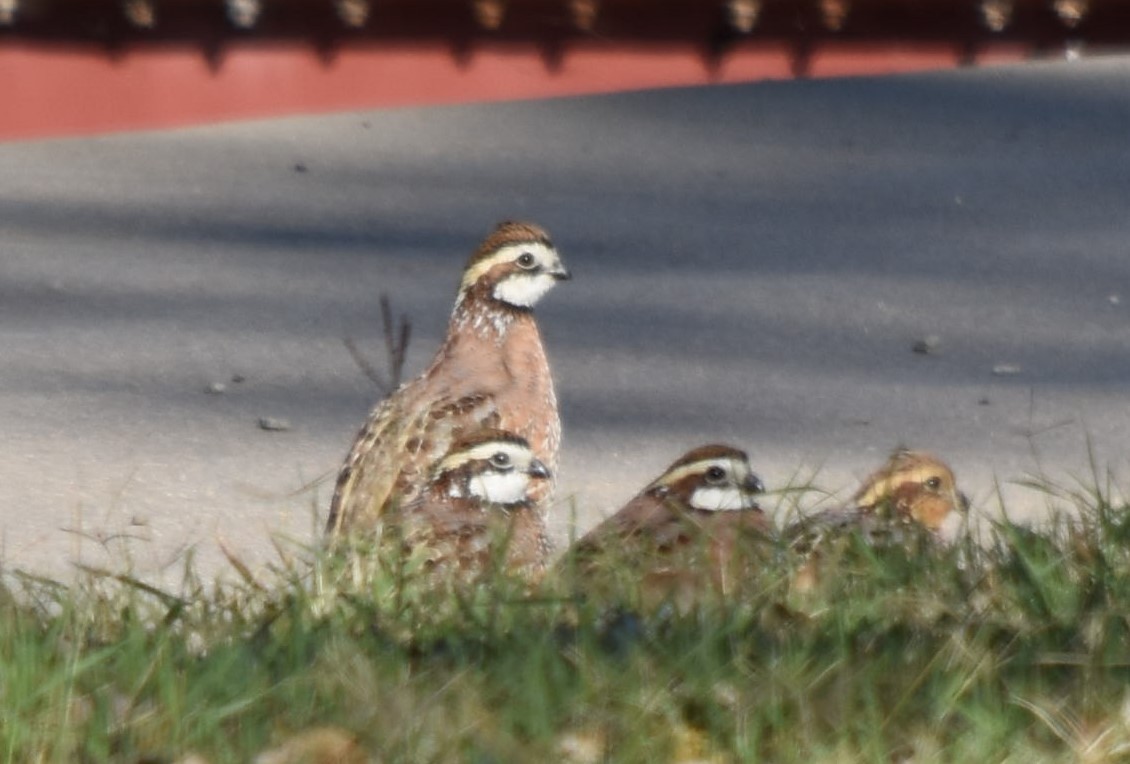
xmin=389 ymin=428 xmax=553 ymax=583
xmin=785 ymin=448 xmax=969 ymax=592
xmin=564 ymin=444 xmax=771 ymax=602
xmin=787 ymin=448 xmax=968 ymax=543
xmin=326 ymin=221 xmax=570 ymax=539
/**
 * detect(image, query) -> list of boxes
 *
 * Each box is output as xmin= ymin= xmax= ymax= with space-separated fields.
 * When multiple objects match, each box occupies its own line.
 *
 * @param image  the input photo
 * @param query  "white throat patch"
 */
xmin=459 ymin=241 xmax=564 ymax=309
xmin=493 ymin=271 xmax=559 ymax=308
xmin=468 ymin=470 xmax=531 ymax=506
xmin=689 ymin=486 xmax=756 ymax=512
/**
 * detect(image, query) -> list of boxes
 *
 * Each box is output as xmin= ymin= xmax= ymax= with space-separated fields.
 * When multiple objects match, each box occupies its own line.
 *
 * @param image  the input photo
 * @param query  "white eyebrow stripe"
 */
xmin=437 ymin=441 xmax=529 ymax=473
xmin=459 ymin=242 xmax=556 ymax=292
xmin=655 ymin=458 xmax=740 ymax=488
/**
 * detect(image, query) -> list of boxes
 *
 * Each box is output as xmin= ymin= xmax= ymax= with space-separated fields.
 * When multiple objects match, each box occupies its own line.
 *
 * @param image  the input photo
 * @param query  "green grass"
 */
xmin=4 ymin=478 xmax=1130 ymax=763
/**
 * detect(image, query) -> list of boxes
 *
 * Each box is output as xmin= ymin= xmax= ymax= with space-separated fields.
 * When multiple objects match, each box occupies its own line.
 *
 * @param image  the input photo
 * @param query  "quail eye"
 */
xmin=490 ymin=452 xmax=513 ymax=470
xmin=705 ymin=466 xmax=727 ymax=484
xmin=516 ymin=252 xmax=537 ymax=269
xmin=925 ymin=476 xmax=942 ymax=490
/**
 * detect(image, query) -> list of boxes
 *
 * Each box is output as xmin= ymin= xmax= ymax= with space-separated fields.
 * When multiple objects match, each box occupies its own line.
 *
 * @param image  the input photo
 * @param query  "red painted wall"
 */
xmin=3 ymin=0 xmax=1110 ymax=139
xmin=1 ymin=39 xmax=1032 ymax=140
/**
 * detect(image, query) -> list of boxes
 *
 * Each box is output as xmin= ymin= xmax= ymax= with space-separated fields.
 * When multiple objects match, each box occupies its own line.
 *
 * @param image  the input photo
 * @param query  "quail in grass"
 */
xmin=786 ymin=448 xmax=969 ymax=591
xmin=326 ymin=221 xmax=570 ymax=540
xmin=563 ymin=444 xmax=771 ymax=604
xmin=384 ymin=428 xmax=554 ymax=583
xmin=787 ymin=448 xmax=968 ymax=543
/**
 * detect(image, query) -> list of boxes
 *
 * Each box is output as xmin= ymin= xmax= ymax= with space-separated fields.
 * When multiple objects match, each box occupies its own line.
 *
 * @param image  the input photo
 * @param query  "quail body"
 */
xmin=788 ymin=448 xmax=968 ymax=545
xmin=327 ymin=221 xmax=569 ymax=539
xmin=785 ymin=448 xmax=969 ymax=593
xmin=390 ymin=428 xmax=554 ymax=583
xmin=565 ymin=444 xmax=770 ymax=603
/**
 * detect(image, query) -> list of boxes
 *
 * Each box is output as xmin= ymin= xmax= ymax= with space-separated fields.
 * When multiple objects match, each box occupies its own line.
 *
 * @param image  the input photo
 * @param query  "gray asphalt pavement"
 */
xmin=3 ymin=55 xmax=1129 ymax=581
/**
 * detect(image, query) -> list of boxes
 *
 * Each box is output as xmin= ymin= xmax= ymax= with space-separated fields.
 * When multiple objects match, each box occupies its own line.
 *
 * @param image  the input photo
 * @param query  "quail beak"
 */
xmin=549 ymin=262 xmax=572 ymax=281
xmin=528 ymin=458 xmax=551 ymax=481
xmin=743 ymin=473 xmax=766 ymax=510
xmin=957 ymin=491 xmax=971 ymax=514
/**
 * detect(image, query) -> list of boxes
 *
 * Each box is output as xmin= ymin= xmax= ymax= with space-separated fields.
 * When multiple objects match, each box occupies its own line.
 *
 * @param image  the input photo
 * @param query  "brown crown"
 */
xmin=662 ymin=444 xmax=750 ymax=474
xmin=446 ymin=427 xmax=532 ymax=456
xmin=463 ymin=220 xmax=553 ymax=271
xmin=645 ymin=443 xmax=761 ymax=503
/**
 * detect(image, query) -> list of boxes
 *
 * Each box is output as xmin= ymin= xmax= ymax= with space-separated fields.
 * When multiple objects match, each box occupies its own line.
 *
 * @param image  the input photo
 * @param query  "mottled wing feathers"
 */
xmin=328 ymin=221 xmax=565 ymax=542
xmin=393 ymin=496 xmax=550 ymax=582
xmin=326 ymin=389 xmax=501 ymax=537
xmin=574 ymin=490 xmax=756 ymax=561
xmin=572 ymin=492 xmax=670 ymax=557
xmin=784 ymin=505 xmax=878 ymax=553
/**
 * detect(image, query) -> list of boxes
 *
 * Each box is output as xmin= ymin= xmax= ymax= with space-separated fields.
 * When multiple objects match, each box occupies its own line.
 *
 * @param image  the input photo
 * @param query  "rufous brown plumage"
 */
xmin=326 ymin=221 xmax=569 ymax=540
xmin=564 ymin=444 xmax=770 ymax=602
xmin=389 ymin=428 xmax=554 ymax=583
